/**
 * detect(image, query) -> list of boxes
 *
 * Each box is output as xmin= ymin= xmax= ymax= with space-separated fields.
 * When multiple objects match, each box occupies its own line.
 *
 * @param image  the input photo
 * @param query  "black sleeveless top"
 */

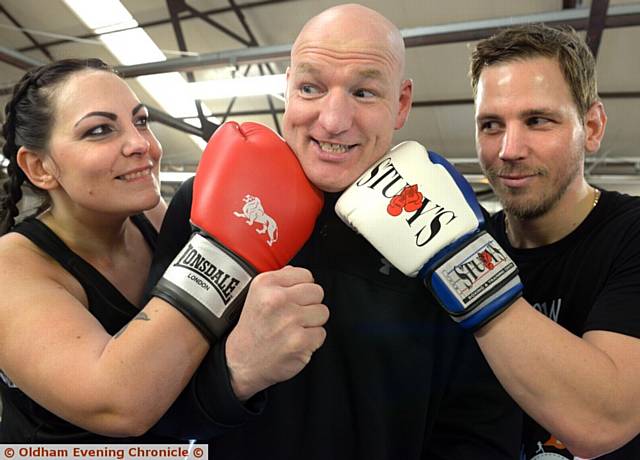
xmin=0 ymin=214 xmax=170 ymax=442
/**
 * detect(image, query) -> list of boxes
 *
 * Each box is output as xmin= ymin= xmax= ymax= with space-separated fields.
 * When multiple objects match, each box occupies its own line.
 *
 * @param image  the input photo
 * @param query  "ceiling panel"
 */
xmin=1 ymin=0 xmax=639 ymax=193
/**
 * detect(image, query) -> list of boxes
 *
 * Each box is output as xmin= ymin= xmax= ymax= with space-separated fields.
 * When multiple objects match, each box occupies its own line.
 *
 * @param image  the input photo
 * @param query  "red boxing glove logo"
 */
xmin=387 ymin=184 xmax=424 ymax=216
xmin=403 ymin=184 xmax=423 ymax=212
xmin=233 ymin=194 xmax=279 ymax=246
xmin=387 ymin=192 xmax=406 ymax=216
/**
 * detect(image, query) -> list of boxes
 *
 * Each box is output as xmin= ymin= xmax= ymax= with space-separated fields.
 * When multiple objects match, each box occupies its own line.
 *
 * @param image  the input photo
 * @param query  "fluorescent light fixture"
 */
xmin=188 ymin=74 xmax=286 ymax=100
xmin=138 ymin=73 xmax=200 ymax=118
xmin=99 ymin=28 xmax=166 ymax=64
xmin=62 ymin=0 xmax=221 ymax=141
xmin=62 ymin=0 xmax=136 ymax=34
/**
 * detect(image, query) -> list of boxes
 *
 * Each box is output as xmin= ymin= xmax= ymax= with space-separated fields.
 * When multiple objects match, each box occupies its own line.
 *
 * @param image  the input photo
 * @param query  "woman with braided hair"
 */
xmin=0 ymin=58 xmax=213 ymax=442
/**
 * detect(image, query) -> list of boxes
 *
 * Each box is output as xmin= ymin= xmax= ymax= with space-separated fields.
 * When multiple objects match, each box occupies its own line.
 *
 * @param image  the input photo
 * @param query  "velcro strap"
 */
xmin=429 ymin=231 xmax=519 ymax=318
xmin=161 ymin=233 xmax=253 ymax=318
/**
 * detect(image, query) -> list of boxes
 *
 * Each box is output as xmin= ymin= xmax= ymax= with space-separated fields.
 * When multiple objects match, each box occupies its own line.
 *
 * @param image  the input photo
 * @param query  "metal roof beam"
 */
xmin=166 ymin=0 xmax=217 ymax=139
xmin=563 ymin=0 xmax=582 ymax=9
xmin=115 ymin=3 xmax=640 ymax=78
xmin=147 ymin=106 xmax=205 ymax=139
xmin=17 ymin=0 xmax=298 ymax=53
xmin=116 ymin=43 xmax=291 ymax=77
xmin=401 ymin=3 xmax=639 ymax=47
xmin=585 ymin=0 xmax=610 ymax=58
xmin=220 ymin=65 xmax=253 ymax=124
xmin=0 ymin=46 xmax=43 ymax=71
xmin=179 ymin=0 xmax=252 ymax=47
xmin=258 ymin=63 xmax=282 ymax=135
xmin=199 ymin=91 xmax=640 ymax=119
xmin=0 ymin=4 xmax=54 ymax=61
xmin=228 ymin=0 xmax=259 ymax=47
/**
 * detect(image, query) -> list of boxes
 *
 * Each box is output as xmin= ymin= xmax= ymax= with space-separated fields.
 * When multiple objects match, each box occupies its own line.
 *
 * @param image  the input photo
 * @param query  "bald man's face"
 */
xmin=282 ymin=12 xmax=412 ymax=192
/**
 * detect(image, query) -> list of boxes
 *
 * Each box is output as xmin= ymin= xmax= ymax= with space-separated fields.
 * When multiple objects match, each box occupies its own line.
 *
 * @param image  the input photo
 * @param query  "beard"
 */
xmin=483 ymin=160 xmax=583 ymax=220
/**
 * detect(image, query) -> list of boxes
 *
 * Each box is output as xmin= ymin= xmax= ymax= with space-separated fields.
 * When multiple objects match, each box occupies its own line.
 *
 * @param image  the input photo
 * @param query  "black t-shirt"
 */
xmin=0 ymin=214 xmax=174 ymax=443
xmin=492 ymin=189 xmax=640 ymax=459
xmin=145 ymin=177 xmax=523 ymax=459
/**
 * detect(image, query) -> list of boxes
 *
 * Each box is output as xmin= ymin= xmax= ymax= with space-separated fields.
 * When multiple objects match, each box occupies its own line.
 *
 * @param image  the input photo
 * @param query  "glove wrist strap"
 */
xmin=425 ymin=231 xmax=523 ymax=330
xmin=152 ymin=233 xmax=256 ymax=341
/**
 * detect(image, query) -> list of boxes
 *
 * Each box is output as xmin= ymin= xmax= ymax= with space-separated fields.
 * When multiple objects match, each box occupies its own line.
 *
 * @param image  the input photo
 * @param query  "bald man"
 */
xmin=146 ymin=4 xmax=521 ymax=458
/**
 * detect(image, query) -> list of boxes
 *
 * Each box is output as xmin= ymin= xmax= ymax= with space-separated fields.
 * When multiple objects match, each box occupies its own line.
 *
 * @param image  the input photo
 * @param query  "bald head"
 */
xmin=292 ymin=4 xmax=406 ymax=79
xmin=283 ymin=4 xmax=412 ymax=192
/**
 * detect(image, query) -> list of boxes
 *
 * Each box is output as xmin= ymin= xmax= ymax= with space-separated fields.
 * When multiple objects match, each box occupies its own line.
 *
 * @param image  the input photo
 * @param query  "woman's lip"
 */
xmin=116 ymin=166 xmax=153 ymax=181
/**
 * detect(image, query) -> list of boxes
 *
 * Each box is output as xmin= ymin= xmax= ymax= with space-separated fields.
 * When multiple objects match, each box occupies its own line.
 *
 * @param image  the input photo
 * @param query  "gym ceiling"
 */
xmin=1 ymin=0 xmax=640 ymax=201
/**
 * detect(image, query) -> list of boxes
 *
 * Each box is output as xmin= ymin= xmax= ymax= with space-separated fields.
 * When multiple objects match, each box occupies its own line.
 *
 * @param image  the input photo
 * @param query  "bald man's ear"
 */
xmin=584 ymin=101 xmax=607 ymax=156
xmin=394 ymin=79 xmax=413 ymax=130
xmin=283 ymin=67 xmax=291 ymax=109
xmin=16 ymin=147 xmax=59 ymax=191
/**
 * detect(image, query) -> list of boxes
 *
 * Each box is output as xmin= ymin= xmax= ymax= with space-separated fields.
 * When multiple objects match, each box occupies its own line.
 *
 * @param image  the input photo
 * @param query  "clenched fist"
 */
xmin=224 ymin=266 xmax=329 ymax=400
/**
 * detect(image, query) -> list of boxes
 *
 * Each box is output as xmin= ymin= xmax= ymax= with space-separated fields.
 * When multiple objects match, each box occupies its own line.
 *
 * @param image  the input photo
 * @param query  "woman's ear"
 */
xmin=16 ymin=147 xmax=59 ymax=190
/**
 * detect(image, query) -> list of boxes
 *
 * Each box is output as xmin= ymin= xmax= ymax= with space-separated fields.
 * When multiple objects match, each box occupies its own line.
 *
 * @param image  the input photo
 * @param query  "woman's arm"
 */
xmin=0 ymin=233 xmax=209 ymax=437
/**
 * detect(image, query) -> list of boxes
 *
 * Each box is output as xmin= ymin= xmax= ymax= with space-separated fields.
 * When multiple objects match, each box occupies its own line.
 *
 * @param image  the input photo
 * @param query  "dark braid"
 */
xmin=0 ymin=72 xmax=32 ymax=234
xmin=0 ymin=58 xmax=114 ymax=234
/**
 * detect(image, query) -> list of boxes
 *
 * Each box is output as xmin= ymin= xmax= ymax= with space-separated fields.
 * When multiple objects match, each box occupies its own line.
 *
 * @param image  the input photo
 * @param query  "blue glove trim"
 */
xmin=427 ymin=150 xmax=485 ymax=226
xmin=422 ymin=231 xmax=522 ymax=330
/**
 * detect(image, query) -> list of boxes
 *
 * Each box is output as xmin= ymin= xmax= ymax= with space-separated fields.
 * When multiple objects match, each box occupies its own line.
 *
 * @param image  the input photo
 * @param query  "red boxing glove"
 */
xmin=152 ymin=122 xmax=323 ymax=341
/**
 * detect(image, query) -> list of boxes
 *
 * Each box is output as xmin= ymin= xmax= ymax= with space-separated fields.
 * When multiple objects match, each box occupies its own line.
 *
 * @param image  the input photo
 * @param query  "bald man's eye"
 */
xmin=353 ymin=88 xmax=376 ymax=99
xmin=300 ymin=84 xmax=321 ymax=96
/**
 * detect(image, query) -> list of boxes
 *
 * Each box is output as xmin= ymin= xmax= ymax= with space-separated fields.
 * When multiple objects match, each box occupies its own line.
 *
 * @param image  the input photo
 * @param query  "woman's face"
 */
xmin=44 ymin=70 xmax=162 ymax=216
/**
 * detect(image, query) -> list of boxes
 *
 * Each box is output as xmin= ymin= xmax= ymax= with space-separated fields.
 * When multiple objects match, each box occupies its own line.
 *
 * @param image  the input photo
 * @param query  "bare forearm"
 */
xmin=47 ymin=300 xmax=209 ymax=436
xmin=475 ymin=299 xmax=633 ymax=456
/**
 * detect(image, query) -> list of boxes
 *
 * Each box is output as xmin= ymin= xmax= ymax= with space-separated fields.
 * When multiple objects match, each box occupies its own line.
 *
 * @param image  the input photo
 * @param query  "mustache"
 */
xmin=485 ymin=164 xmax=547 ymax=178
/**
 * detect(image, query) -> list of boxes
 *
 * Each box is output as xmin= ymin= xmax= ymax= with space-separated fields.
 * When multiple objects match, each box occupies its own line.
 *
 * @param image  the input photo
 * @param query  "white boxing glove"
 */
xmin=335 ymin=141 xmax=522 ymax=331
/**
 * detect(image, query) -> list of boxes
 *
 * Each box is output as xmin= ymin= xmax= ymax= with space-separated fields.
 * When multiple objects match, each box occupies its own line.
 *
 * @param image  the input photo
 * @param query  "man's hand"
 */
xmin=225 ymin=266 xmax=329 ymax=400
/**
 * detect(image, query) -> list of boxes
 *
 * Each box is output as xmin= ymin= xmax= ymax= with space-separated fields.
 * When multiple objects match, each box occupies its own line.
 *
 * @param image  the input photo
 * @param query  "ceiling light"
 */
xmin=62 ymin=0 xmax=135 ymax=34
xmin=99 ymin=27 xmax=166 ymax=64
xmin=188 ymin=74 xmax=286 ymax=100
xmin=62 ymin=0 xmax=221 ymax=143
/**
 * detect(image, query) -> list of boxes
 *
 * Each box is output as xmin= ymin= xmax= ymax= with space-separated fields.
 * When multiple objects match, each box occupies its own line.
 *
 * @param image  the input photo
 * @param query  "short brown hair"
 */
xmin=470 ymin=23 xmax=598 ymax=118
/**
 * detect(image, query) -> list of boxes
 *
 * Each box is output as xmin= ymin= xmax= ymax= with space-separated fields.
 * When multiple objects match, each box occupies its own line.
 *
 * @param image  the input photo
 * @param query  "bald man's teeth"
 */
xmin=319 ymin=142 xmax=349 ymax=153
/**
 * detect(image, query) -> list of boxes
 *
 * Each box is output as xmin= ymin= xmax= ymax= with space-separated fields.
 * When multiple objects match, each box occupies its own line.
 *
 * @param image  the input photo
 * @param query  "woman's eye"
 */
xmin=85 ymin=125 xmax=113 ymax=137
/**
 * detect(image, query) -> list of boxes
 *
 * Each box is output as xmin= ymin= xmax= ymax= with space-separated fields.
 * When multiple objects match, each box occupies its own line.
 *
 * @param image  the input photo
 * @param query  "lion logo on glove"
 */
xmin=234 ymin=195 xmax=279 ymax=246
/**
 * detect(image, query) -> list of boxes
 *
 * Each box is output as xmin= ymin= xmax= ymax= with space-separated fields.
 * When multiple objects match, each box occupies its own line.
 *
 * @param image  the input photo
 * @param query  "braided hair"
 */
xmin=0 ymin=58 xmax=113 ymax=234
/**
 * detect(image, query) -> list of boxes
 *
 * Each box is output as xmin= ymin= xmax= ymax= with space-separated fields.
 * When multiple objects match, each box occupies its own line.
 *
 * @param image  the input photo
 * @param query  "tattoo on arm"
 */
xmin=113 ymin=311 xmax=150 ymax=339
